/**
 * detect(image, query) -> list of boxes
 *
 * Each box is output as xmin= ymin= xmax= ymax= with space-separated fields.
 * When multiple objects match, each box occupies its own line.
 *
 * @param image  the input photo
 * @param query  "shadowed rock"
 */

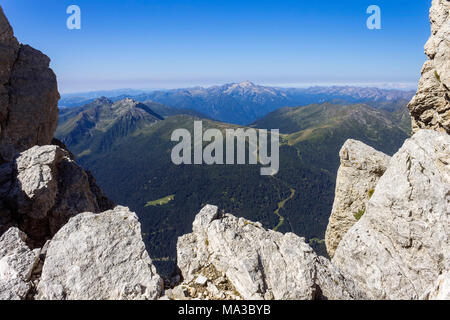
xmin=0 ymin=228 xmax=39 ymax=300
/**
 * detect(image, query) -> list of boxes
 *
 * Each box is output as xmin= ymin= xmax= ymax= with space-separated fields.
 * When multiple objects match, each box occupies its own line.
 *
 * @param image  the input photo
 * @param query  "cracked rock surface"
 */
xmin=176 ymin=205 xmax=366 ymax=300
xmin=0 ymin=227 xmax=39 ymax=300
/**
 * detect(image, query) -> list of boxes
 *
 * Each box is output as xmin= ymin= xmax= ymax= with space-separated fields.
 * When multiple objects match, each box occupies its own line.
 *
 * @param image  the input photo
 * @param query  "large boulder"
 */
xmin=36 ymin=206 xmax=163 ymax=300
xmin=0 ymin=228 xmax=39 ymax=300
xmin=0 ymin=7 xmax=59 ymax=163
xmin=0 ymin=145 xmax=114 ymax=246
xmin=408 ymin=0 xmax=450 ymax=134
xmin=332 ymin=130 xmax=450 ymax=299
xmin=325 ymin=140 xmax=390 ymax=257
xmin=176 ymin=205 xmax=365 ymax=300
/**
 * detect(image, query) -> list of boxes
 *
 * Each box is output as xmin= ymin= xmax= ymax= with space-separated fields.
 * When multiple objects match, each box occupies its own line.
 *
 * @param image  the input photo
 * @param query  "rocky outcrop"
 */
xmin=332 ymin=130 xmax=449 ymax=299
xmin=0 ymin=145 xmax=114 ymax=246
xmin=0 ymin=7 xmax=59 ymax=163
xmin=408 ymin=0 xmax=450 ymax=134
xmin=36 ymin=206 xmax=163 ymax=300
xmin=0 ymin=228 xmax=39 ymax=300
xmin=325 ymin=140 xmax=390 ymax=257
xmin=175 ymin=205 xmax=365 ymax=300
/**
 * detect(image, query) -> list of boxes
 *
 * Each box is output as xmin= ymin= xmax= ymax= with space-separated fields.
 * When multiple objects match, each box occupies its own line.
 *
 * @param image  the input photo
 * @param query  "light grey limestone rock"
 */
xmin=177 ymin=205 xmax=366 ymax=300
xmin=0 ymin=228 xmax=39 ymax=300
xmin=325 ymin=139 xmax=391 ymax=257
xmin=408 ymin=0 xmax=450 ymax=134
xmin=333 ymin=130 xmax=450 ymax=300
xmin=36 ymin=206 xmax=163 ymax=300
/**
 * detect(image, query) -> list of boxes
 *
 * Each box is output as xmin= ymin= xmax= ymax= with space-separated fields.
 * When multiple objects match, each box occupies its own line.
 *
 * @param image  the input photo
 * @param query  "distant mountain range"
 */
xmin=56 ymin=96 xmax=411 ymax=276
xmin=59 ymin=82 xmax=415 ymax=125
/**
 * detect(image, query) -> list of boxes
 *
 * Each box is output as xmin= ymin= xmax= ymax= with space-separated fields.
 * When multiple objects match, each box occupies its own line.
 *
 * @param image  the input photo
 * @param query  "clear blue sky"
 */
xmin=2 ymin=0 xmax=431 ymax=93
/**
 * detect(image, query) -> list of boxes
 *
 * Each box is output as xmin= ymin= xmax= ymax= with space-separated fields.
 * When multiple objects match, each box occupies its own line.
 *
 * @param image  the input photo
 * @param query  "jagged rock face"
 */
xmin=408 ymin=0 xmax=450 ymax=134
xmin=164 ymin=263 xmax=244 ymax=300
xmin=325 ymin=140 xmax=390 ymax=258
xmin=0 ymin=228 xmax=39 ymax=300
xmin=0 ymin=145 xmax=114 ymax=246
xmin=176 ymin=205 xmax=366 ymax=300
xmin=332 ymin=130 xmax=450 ymax=299
xmin=36 ymin=207 xmax=163 ymax=300
xmin=0 ymin=7 xmax=59 ymax=163
xmin=0 ymin=160 xmax=14 ymax=235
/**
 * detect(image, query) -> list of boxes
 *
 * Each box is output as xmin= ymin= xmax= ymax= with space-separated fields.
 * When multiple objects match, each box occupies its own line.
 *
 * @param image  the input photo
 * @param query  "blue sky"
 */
xmin=2 ymin=0 xmax=431 ymax=93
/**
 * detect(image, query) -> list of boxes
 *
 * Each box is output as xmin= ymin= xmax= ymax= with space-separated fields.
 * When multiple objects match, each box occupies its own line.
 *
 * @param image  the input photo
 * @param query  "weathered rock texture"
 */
xmin=0 ymin=145 xmax=114 ymax=246
xmin=0 ymin=228 xmax=39 ymax=300
xmin=0 ymin=7 xmax=59 ymax=163
xmin=325 ymin=140 xmax=390 ymax=258
xmin=176 ymin=205 xmax=366 ymax=300
xmin=332 ymin=130 xmax=450 ymax=300
xmin=408 ymin=0 xmax=450 ymax=134
xmin=421 ymin=271 xmax=450 ymax=300
xmin=36 ymin=206 xmax=163 ymax=300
